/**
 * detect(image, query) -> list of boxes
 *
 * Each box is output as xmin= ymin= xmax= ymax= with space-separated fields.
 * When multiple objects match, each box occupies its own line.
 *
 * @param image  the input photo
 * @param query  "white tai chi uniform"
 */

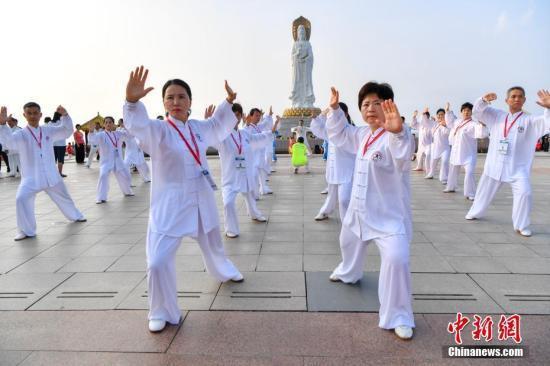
xmin=120 ymin=127 xmax=151 ymax=182
xmin=411 ymin=115 xmax=435 ymax=170
xmin=426 ymin=122 xmax=451 ymax=182
xmin=6 ymin=126 xmax=22 ymax=176
xmin=326 ymin=108 xmax=415 ymax=330
xmin=0 ymin=116 xmax=85 ymax=237
xmin=217 ymin=129 xmax=272 ymax=235
xmin=123 ymin=99 xmax=242 ymax=325
xmin=245 ymin=116 xmax=274 ymax=196
xmin=445 ymin=111 xmax=486 ymax=198
xmin=90 ymin=129 xmax=134 ymax=202
xmin=86 ymin=129 xmax=101 ymax=168
xmin=467 ymin=98 xmax=550 ymax=231
xmin=310 ymin=114 xmax=355 ymax=220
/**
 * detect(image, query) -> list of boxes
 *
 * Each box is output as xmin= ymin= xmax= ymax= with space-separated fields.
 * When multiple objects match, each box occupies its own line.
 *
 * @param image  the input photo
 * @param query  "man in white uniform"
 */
xmin=310 ymin=102 xmax=355 ymax=221
xmin=123 ymin=66 xmax=243 ymax=333
xmin=245 ymin=108 xmax=274 ymax=196
xmin=90 ymin=116 xmax=134 ymax=203
xmin=326 ymin=82 xmax=415 ymax=341
xmin=425 ymin=108 xmax=451 ymax=184
xmin=5 ymin=116 xmax=22 ymax=177
xmin=466 ymin=88 xmax=550 ymax=237
xmin=118 ymin=120 xmax=151 ymax=183
xmin=217 ymin=103 xmax=278 ymax=237
xmin=411 ymin=108 xmax=435 ymax=171
xmin=0 ymin=103 xmax=86 ymax=241
xmin=86 ymin=122 xmax=102 ymax=168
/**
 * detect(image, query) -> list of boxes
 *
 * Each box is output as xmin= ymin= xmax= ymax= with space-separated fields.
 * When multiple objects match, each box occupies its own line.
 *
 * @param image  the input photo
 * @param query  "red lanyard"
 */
xmin=362 ymin=129 xmax=386 ymax=156
xmin=504 ymin=112 xmax=524 ymax=138
xmin=167 ymin=117 xmax=202 ymax=167
xmin=252 ymin=124 xmax=260 ymax=133
xmin=453 ymin=118 xmax=472 ymax=136
xmin=105 ymin=131 xmax=118 ymax=148
xmin=26 ymin=126 xmax=42 ymax=148
xmin=230 ymin=130 xmax=243 ymax=155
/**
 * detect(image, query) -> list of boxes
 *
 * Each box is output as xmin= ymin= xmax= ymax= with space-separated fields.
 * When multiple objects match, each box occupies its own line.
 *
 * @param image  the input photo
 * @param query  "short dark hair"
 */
xmin=162 ymin=79 xmax=192 ymax=100
xmin=44 ymin=116 xmax=52 ymax=123
xmin=401 ymin=116 xmax=406 ymax=122
xmin=75 ymin=124 xmax=81 ymax=128
xmin=460 ymin=102 xmax=473 ymax=112
xmin=232 ymin=103 xmax=243 ymax=114
xmin=23 ymin=102 xmax=41 ymax=111
xmin=104 ymin=116 xmax=115 ymax=123
xmin=507 ymin=86 xmax=525 ymax=98
xmin=52 ymin=111 xmax=62 ymax=122
xmin=156 ymin=115 xmax=164 ymax=120
xmin=358 ymin=82 xmax=394 ymax=110
xmin=436 ymin=108 xmax=445 ymax=115
xmin=423 ymin=111 xmax=430 ymax=117
xmin=298 ymin=136 xmax=304 ymax=143
xmin=249 ymin=108 xmax=261 ymax=116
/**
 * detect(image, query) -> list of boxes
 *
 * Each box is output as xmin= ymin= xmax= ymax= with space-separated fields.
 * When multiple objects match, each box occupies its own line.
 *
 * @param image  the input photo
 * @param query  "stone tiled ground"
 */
xmin=0 ymin=153 xmax=549 ymax=364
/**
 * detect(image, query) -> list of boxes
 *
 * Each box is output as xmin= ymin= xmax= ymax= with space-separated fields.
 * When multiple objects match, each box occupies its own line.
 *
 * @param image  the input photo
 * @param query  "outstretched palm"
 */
xmin=382 ymin=100 xmax=403 ymax=133
xmin=126 ymin=66 xmax=154 ymax=103
xmin=329 ymin=87 xmax=339 ymax=109
xmin=536 ymin=89 xmax=550 ymax=109
xmin=0 ymin=106 xmax=8 ymax=125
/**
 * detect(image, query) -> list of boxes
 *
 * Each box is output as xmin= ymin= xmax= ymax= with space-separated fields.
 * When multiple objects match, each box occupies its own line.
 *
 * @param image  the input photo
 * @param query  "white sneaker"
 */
xmin=253 ymin=216 xmax=267 ymax=222
xmin=148 ymin=319 xmax=166 ymax=333
xmin=75 ymin=217 xmax=87 ymax=223
xmin=441 ymin=180 xmax=447 ymax=185
xmin=394 ymin=325 xmax=413 ymax=340
xmin=412 ymin=168 xmax=423 ymax=171
xmin=517 ymin=228 xmax=532 ymax=237
xmin=14 ymin=231 xmax=29 ymax=241
xmin=320 ymin=188 xmax=329 ymax=195
xmin=230 ymin=273 xmax=244 ymax=283
xmin=314 ymin=213 xmax=329 ymax=221
xmin=226 ymin=232 xmax=239 ymax=238
xmin=465 ymin=214 xmax=476 ymax=220
xmin=96 ymin=200 xmax=106 ymax=204
xmin=262 ymin=189 xmax=273 ymax=195
xmin=466 ymin=196 xmax=475 ymax=201
xmin=443 ymin=189 xmax=455 ymax=193
xmin=329 ymin=273 xmax=341 ymax=282
xmin=424 ymin=175 xmax=433 ymax=179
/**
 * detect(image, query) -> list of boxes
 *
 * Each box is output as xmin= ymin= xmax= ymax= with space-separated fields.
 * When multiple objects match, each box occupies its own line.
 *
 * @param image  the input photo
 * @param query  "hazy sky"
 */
xmin=1 ymin=0 xmax=549 ymax=127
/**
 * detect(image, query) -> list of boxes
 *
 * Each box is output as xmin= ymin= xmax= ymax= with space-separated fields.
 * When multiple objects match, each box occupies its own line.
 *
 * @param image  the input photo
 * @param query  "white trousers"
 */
xmin=414 ymin=144 xmax=431 ymax=170
xmin=16 ymin=181 xmax=83 ymax=236
xmin=446 ymin=162 xmax=476 ymax=198
xmin=258 ymin=168 xmax=272 ymax=194
xmin=126 ymin=160 xmax=151 ymax=182
xmin=96 ymin=167 xmax=133 ymax=201
xmin=223 ymin=189 xmax=263 ymax=235
xmin=86 ymin=145 xmax=99 ymax=167
xmin=8 ymin=153 xmax=21 ymax=175
xmin=331 ymin=226 xmax=415 ymax=329
xmin=146 ymin=220 xmax=242 ymax=324
xmin=427 ymin=149 xmax=450 ymax=182
xmin=467 ymin=174 xmax=531 ymax=231
xmin=318 ymin=182 xmax=353 ymax=220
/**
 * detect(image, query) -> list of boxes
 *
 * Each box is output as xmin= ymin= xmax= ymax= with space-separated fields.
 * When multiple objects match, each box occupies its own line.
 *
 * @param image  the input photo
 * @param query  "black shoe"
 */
xmin=60 ymin=174 xmax=67 ymax=178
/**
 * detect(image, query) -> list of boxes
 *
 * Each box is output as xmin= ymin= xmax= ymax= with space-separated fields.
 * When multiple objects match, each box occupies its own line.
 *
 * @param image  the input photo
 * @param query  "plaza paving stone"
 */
xmin=0 ymin=153 xmax=549 ymax=363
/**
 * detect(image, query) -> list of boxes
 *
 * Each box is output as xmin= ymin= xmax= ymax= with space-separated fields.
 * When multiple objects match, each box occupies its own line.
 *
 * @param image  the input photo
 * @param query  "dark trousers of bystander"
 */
xmin=75 ymin=144 xmax=86 ymax=164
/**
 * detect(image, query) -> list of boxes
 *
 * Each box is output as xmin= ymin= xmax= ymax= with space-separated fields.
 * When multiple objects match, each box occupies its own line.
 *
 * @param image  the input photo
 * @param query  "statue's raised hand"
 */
xmin=382 ymin=100 xmax=403 ymax=133
xmin=126 ymin=66 xmax=154 ymax=103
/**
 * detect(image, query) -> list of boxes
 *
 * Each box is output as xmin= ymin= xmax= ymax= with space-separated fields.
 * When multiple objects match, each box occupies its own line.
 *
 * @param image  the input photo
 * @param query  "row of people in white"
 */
xmin=0 ymin=104 xmax=87 ymax=241
xmin=245 ymin=109 xmax=274 ymax=197
xmin=117 ymin=122 xmax=151 ymax=183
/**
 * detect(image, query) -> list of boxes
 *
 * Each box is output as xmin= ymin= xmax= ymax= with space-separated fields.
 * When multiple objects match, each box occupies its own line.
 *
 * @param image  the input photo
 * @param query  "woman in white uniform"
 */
xmin=123 ymin=66 xmax=243 ymax=333
xmin=326 ymin=82 xmax=415 ymax=341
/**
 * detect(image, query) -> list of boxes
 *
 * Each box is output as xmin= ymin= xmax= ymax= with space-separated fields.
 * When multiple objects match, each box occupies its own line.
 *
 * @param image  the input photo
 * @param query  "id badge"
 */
xmin=498 ymin=139 xmax=509 ymax=155
xmin=234 ymin=156 xmax=246 ymax=169
xmin=202 ymin=169 xmax=218 ymax=190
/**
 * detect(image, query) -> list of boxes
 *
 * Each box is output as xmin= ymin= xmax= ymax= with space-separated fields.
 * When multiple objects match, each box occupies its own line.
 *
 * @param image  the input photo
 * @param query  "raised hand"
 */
xmin=329 ymin=87 xmax=339 ymax=109
xmin=423 ymin=107 xmax=429 ymax=114
xmin=126 ymin=66 xmax=154 ymax=103
xmin=482 ymin=93 xmax=497 ymax=103
xmin=0 ymin=106 xmax=8 ymax=125
xmin=382 ymin=100 xmax=404 ymax=133
xmin=269 ymin=106 xmax=273 ymax=116
xmin=321 ymin=107 xmax=330 ymax=116
xmin=204 ymin=104 xmax=216 ymax=119
xmin=536 ymin=89 xmax=550 ymax=108
xmin=225 ymin=80 xmax=237 ymax=103
xmin=56 ymin=105 xmax=68 ymax=116
xmin=445 ymin=102 xmax=450 ymax=112
xmin=413 ymin=110 xmax=418 ymax=118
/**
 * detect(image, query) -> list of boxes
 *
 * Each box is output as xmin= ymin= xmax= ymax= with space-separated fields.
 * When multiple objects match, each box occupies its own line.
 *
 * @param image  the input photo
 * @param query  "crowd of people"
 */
xmin=1 ymin=65 xmax=549 ymax=341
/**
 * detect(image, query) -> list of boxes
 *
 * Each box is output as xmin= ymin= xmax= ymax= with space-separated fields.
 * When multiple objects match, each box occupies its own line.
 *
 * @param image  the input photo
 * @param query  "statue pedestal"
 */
xmin=275 ymin=112 xmax=324 ymax=154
